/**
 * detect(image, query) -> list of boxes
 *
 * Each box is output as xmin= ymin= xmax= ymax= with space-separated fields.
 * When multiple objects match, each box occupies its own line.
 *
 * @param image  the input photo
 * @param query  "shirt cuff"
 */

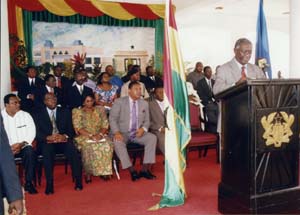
xmin=142 ymin=127 xmax=148 ymax=132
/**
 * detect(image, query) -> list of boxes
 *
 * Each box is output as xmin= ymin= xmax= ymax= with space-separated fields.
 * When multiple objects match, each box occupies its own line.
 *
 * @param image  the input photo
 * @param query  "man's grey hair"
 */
xmin=234 ymin=38 xmax=252 ymax=49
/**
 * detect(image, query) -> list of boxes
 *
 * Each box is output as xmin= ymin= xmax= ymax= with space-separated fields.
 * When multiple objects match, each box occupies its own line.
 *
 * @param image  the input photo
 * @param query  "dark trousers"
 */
xmin=39 ymin=141 xmax=82 ymax=184
xmin=15 ymin=146 xmax=37 ymax=184
xmin=204 ymin=102 xmax=219 ymax=133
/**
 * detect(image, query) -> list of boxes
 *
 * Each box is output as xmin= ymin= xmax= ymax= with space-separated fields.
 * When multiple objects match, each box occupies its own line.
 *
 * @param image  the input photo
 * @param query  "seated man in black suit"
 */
xmin=144 ymin=66 xmax=163 ymax=94
xmin=65 ymin=69 xmax=93 ymax=109
xmin=36 ymin=74 xmax=63 ymax=107
xmin=196 ymin=66 xmax=219 ymax=133
xmin=32 ymin=93 xmax=83 ymax=195
xmin=53 ymin=65 xmax=70 ymax=90
xmin=17 ymin=66 xmax=43 ymax=113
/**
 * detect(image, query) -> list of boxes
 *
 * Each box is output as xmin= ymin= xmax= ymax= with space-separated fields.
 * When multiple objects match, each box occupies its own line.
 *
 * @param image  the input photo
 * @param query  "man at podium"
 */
xmin=213 ymin=38 xmax=266 ymax=94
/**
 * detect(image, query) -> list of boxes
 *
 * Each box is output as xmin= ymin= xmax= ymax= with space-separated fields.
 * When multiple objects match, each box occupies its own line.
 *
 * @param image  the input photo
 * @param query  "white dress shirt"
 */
xmin=1 ymin=109 xmax=36 ymax=146
xmin=155 ymin=99 xmax=164 ymax=113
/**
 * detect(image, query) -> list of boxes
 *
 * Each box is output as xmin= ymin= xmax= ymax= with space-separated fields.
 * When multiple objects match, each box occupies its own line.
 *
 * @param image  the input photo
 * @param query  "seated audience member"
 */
xmin=33 ymin=93 xmax=83 ymax=195
xmin=109 ymin=81 xmax=157 ymax=181
xmin=196 ymin=66 xmax=219 ymax=133
xmin=1 ymin=94 xmax=37 ymax=194
xmin=17 ymin=66 xmax=43 ymax=113
xmin=121 ymin=64 xmax=133 ymax=83
xmin=81 ymin=69 xmax=96 ymax=91
xmin=1 ymin=115 xmax=24 ymax=215
xmin=65 ymin=69 xmax=93 ymax=109
xmin=72 ymin=93 xmax=113 ymax=182
xmin=36 ymin=74 xmax=63 ymax=107
xmin=186 ymin=82 xmax=205 ymax=130
xmin=53 ymin=65 xmax=70 ymax=89
xmin=120 ymin=65 xmax=150 ymax=99
xmin=105 ymin=65 xmax=123 ymax=95
xmin=94 ymin=72 xmax=118 ymax=112
xmin=149 ymin=85 xmax=165 ymax=155
xmin=144 ymin=66 xmax=163 ymax=94
xmin=187 ymin=62 xmax=204 ymax=89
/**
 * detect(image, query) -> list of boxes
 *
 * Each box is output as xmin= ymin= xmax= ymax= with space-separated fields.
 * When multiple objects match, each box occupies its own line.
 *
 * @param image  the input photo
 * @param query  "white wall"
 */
xmin=175 ymin=2 xmax=290 ymax=78
xmin=1 ymin=0 xmax=11 ymax=108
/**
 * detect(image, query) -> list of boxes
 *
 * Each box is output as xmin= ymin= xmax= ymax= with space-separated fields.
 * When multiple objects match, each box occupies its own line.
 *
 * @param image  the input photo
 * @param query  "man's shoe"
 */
xmin=45 ymin=182 xmax=54 ymax=195
xmin=139 ymin=170 xmax=156 ymax=180
xmin=130 ymin=170 xmax=140 ymax=181
xmin=25 ymin=183 xmax=38 ymax=194
xmin=75 ymin=180 xmax=83 ymax=191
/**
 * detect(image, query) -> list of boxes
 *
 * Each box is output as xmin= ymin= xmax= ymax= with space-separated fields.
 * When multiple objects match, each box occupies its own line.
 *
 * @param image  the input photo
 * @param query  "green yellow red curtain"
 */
xmin=8 ymin=0 xmax=168 ymax=74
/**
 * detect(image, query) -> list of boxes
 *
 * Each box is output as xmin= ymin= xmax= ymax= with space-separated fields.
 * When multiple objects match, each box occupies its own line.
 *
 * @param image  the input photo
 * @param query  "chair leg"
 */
xmin=198 ymin=149 xmax=202 ymax=158
xmin=64 ymin=159 xmax=68 ymax=175
xmin=203 ymin=146 xmax=209 ymax=157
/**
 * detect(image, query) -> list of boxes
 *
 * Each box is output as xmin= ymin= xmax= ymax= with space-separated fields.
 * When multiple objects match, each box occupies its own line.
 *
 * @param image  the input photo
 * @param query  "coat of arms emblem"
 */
xmin=261 ymin=111 xmax=294 ymax=148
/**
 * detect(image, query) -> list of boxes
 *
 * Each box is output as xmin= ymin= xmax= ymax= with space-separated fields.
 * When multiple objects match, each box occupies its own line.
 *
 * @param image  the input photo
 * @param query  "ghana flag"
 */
xmin=151 ymin=0 xmax=191 ymax=209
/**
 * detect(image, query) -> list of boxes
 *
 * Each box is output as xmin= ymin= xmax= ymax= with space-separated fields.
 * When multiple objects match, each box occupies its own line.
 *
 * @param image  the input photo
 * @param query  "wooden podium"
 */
xmin=216 ymin=79 xmax=300 ymax=214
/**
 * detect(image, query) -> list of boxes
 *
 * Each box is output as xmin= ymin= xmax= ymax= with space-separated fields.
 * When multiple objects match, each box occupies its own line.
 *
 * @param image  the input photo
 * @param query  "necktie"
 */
xmin=57 ymin=77 xmax=62 ymax=88
xmin=208 ymin=80 xmax=212 ymax=91
xmin=241 ymin=66 xmax=247 ymax=78
xmin=79 ymin=85 xmax=83 ymax=95
xmin=130 ymin=101 xmax=137 ymax=140
xmin=51 ymin=111 xmax=58 ymax=134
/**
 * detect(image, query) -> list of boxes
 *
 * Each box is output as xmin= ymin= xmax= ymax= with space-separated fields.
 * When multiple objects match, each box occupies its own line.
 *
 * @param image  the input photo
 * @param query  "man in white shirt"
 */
xmin=1 ymin=94 xmax=38 ymax=194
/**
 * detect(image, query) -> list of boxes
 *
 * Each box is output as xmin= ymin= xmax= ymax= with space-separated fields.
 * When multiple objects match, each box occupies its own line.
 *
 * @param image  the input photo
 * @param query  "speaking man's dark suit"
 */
xmin=149 ymin=99 xmax=165 ymax=154
xmin=196 ymin=78 xmax=219 ymax=133
xmin=109 ymin=96 xmax=157 ymax=169
xmin=18 ymin=77 xmax=44 ymax=112
xmin=36 ymin=85 xmax=64 ymax=107
xmin=0 ymin=116 xmax=23 ymax=214
xmin=65 ymin=85 xmax=93 ymax=109
xmin=33 ymin=107 xmax=82 ymax=190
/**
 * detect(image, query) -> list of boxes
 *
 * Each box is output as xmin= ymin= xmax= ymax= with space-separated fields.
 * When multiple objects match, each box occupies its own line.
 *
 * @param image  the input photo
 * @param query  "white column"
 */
xmin=1 ymin=0 xmax=11 ymax=108
xmin=290 ymin=0 xmax=300 ymax=78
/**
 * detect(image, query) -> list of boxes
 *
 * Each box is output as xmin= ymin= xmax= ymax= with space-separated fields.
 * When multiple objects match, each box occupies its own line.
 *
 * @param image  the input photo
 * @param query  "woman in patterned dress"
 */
xmin=72 ymin=93 xmax=113 ymax=182
xmin=94 ymin=72 xmax=118 ymax=112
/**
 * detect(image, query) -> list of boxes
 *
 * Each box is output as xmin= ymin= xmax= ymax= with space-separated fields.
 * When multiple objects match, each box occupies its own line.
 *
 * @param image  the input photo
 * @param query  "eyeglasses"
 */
xmin=238 ymin=49 xmax=252 ymax=55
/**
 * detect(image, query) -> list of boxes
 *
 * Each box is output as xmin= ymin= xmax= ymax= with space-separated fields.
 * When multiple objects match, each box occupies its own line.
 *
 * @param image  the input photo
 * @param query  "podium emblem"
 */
xmin=261 ymin=111 xmax=294 ymax=148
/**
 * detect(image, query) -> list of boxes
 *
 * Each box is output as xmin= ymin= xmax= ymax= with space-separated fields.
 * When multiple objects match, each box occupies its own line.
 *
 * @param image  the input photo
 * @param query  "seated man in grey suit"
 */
xmin=109 ymin=81 xmax=157 ymax=181
xmin=149 ymin=85 xmax=165 ymax=155
xmin=213 ymin=38 xmax=266 ymax=94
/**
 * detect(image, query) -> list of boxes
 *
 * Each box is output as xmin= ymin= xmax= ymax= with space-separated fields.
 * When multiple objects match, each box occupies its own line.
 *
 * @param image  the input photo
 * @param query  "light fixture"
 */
xmin=215 ymin=6 xmax=223 ymax=10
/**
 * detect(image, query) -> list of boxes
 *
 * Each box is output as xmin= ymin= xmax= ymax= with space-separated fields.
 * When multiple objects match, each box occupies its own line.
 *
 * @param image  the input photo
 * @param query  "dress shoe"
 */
xmin=85 ymin=175 xmax=92 ymax=184
xmin=45 ymin=183 xmax=54 ymax=195
xmin=139 ymin=170 xmax=156 ymax=180
xmin=25 ymin=182 xmax=38 ymax=194
xmin=130 ymin=170 xmax=140 ymax=181
xmin=75 ymin=180 xmax=83 ymax=191
xmin=100 ymin=175 xmax=111 ymax=181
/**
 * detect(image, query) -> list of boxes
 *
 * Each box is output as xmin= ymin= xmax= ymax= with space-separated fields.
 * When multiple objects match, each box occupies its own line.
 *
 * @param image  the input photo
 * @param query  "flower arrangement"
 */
xmin=258 ymin=58 xmax=269 ymax=70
